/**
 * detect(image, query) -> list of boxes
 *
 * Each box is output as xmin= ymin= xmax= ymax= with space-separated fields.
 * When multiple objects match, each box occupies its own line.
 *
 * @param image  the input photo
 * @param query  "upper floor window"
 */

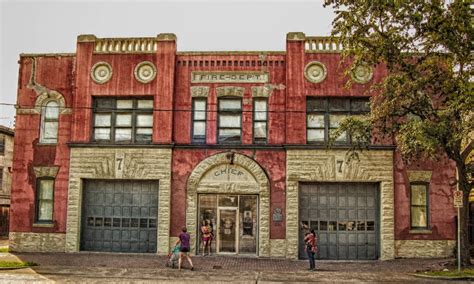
xmin=192 ymin=98 xmax=207 ymax=144
xmin=410 ymin=183 xmax=429 ymax=229
xmin=0 ymin=135 xmax=4 ymax=155
xmin=253 ymin=99 xmax=268 ymax=143
xmin=218 ymin=98 xmax=242 ymax=143
xmin=36 ymin=178 xmax=54 ymax=223
xmin=40 ymin=101 xmax=59 ymax=144
xmin=0 ymin=167 xmax=3 ymax=186
xmin=306 ymin=97 xmax=370 ymax=144
xmin=93 ymin=98 xmax=153 ymax=143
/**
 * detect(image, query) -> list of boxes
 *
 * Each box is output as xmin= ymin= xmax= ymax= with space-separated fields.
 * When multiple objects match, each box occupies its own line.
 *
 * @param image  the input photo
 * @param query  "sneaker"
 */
xmin=190 ymin=266 xmax=194 ymax=271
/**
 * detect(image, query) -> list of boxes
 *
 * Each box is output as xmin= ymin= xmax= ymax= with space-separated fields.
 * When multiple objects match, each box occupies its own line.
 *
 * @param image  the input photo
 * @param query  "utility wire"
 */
xmin=0 ymin=102 xmax=319 ymax=114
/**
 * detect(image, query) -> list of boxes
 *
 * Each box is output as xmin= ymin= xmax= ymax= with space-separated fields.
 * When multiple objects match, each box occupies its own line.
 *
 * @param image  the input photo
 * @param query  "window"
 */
xmin=306 ymin=97 xmax=370 ymax=144
xmin=0 ymin=135 xmax=4 ymax=155
xmin=40 ymin=101 xmax=59 ymax=143
xmin=218 ymin=98 xmax=242 ymax=143
xmin=36 ymin=178 xmax=54 ymax=223
xmin=93 ymin=98 xmax=153 ymax=143
xmin=410 ymin=183 xmax=429 ymax=229
xmin=0 ymin=167 xmax=3 ymax=186
xmin=253 ymin=99 xmax=267 ymax=143
xmin=192 ymin=98 xmax=207 ymax=143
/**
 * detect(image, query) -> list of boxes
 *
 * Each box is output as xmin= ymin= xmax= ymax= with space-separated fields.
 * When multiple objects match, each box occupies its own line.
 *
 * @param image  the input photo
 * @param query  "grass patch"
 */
xmin=0 ymin=261 xmax=37 ymax=269
xmin=0 ymin=247 xmax=9 ymax=253
xmin=420 ymin=269 xmax=474 ymax=278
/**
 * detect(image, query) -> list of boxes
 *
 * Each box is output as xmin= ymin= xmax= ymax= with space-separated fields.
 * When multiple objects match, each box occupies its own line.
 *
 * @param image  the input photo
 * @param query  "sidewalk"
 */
xmin=0 ymin=252 xmax=460 ymax=283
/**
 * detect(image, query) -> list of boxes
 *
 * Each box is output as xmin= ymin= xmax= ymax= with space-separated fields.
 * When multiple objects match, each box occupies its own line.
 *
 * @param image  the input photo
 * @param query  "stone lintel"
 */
xmin=190 ymin=86 xmax=209 ymax=97
xmin=407 ymin=170 xmax=432 ymax=183
xmin=34 ymin=166 xmax=59 ymax=178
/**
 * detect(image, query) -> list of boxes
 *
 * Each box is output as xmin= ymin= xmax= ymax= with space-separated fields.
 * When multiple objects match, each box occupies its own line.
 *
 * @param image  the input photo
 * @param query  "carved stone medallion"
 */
xmin=351 ymin=65 xmax=373 ymax=84
xmin=304 ymin=61 xmax=327 ymax=83
xmin=91 ymin=62 xmax=112 ymax=84
xmin=134 ymin=61 xmax=157 ymax=83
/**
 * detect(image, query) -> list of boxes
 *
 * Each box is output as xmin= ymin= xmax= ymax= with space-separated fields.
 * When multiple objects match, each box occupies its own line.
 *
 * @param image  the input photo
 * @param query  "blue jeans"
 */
xmin=307 ymin=249 xmax=315 ymax=269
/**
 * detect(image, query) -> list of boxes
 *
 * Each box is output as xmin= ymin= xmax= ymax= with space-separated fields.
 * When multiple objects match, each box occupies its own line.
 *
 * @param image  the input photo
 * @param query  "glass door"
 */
xmin=217 ymin=208 xmax=238 ymax=253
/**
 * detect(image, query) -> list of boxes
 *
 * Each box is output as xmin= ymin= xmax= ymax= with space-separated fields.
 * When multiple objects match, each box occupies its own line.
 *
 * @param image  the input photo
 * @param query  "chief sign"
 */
xmin=453 ymin=190 xmax=463 ymax=208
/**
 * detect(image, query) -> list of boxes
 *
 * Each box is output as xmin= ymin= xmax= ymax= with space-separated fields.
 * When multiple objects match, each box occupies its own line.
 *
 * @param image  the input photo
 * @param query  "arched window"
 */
xmin=40 ymin=101 xmax=59 ymax=143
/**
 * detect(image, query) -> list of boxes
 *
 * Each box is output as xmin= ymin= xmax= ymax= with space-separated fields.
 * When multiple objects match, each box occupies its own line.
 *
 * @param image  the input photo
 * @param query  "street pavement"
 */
xmin=0 ymin=250 xmax=468 ymax=283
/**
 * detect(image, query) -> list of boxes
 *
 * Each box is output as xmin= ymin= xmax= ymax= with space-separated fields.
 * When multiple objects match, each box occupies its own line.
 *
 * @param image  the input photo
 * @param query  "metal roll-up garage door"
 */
xmin=299 ymin=183 xmax=379 ymax=260
xmin=81 ymin=180 xmax=159 ymax=253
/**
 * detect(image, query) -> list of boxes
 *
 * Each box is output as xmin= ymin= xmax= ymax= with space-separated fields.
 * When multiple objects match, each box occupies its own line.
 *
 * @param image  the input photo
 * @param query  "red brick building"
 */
xmin=0 ymin=125 xmax=14 ymax=237
xmin=10 ymin=33 xmax=457 ymax=259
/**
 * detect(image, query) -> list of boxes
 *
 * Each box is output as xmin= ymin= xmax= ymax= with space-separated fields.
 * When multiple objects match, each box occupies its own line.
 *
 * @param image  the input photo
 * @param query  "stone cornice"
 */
xmin=157 ymin=33 xmax=177 ymax=41
xmin=286 ymin=32 xmax=306 ymax=41
xmin=77 ymin=34 xmax=97 ymax=42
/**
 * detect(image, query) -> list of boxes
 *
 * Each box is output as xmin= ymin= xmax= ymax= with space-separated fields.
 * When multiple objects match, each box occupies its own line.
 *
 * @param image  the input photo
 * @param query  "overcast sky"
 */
xmin=0 ymin=0 xmax=334 ymax=128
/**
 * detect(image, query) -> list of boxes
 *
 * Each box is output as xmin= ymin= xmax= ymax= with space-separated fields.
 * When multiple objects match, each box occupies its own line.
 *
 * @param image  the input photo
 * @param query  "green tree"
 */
xmin=324 ymin=0 xmax=473 ymax=266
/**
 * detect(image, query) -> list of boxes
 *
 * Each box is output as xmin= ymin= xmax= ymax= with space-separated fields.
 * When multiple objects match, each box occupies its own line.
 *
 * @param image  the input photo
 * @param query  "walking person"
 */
xmin=304 ymin=229 xmax=317 ymax=271
xmin=176 ymin=227 xmax=194 ymax=271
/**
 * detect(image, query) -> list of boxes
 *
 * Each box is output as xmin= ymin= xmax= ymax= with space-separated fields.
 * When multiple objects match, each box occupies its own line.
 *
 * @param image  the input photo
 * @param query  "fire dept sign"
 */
xmin=453 ymin=190 xmax=463 ymax=208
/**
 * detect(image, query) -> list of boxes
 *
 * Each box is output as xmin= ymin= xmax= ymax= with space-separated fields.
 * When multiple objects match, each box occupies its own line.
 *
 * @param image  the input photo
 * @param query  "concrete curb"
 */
xmin=0 ymin=266 xmax=33 ymax=271
xmin=411 ymin=273 xmax=474 ymax=281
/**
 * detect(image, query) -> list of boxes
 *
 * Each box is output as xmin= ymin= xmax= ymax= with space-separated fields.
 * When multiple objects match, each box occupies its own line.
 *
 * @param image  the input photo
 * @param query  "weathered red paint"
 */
xmin=170 ymin=149 xmax=286 ymax=239
xmin=394 ymin=151 xmax=457 ymax=240
xmin=11 ymin=56 xmax=74 ymax=233
xmin=10 ymin=34 xmax=456 ymax=246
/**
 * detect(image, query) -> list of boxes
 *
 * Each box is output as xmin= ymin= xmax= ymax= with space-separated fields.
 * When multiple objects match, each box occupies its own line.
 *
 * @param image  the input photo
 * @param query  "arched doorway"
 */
xmin=186 ymin=152 xmax=270 ymax=256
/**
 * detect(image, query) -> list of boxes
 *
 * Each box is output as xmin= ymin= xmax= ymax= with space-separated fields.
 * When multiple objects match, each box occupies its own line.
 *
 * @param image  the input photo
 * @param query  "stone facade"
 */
xmin=186 ymin=152 xmax=271 ymax=257
xmin=270 ymin=239 xmax=287 ymax=258
xmin=286 ymin=149 xmax=394 ymax=260
xmin=9 ymin=232 xmax=65 ymax=252
xmin=395 ymin=240 xmax=455 ymax=258
xmin=65 ymin=147 xmax=172 ymax=254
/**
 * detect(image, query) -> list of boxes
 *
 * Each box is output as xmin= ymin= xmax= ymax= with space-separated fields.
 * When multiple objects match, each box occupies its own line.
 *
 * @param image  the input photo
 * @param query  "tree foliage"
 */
xmin=324 ymin=0 xmax=473 ymax=265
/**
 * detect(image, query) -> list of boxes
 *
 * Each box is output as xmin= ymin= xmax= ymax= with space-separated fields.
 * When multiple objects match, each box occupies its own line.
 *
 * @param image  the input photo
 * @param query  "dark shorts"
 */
xmin=180 ymin=247 xmax=190 ymax=253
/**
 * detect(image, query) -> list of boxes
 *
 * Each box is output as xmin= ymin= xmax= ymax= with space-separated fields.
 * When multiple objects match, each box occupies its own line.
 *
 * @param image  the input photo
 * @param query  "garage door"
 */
xmin=299 ymin=183 xmax=379 ymax=260
xmin=81 ymin=180 xmax=159 ymax=253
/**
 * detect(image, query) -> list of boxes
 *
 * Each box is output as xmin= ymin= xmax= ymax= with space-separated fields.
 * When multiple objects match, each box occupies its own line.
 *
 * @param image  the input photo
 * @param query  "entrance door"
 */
xmin=217 ymin=208 xmax=238 ymax=253
xmin=198 ymin=194 xmax=257 ymax=255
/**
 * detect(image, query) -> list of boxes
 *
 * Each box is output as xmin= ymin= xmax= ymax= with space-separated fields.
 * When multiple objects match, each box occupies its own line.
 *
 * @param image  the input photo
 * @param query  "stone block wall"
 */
xmin=10 ymin=232 xmax=65 ymax=252
xmin=395 ymin=240 xmax=455 ymax=258
xmin=285 ymin=149 xmax=394 ymax=260
xmin=65 ymin=147 xmax=172 ymax=255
